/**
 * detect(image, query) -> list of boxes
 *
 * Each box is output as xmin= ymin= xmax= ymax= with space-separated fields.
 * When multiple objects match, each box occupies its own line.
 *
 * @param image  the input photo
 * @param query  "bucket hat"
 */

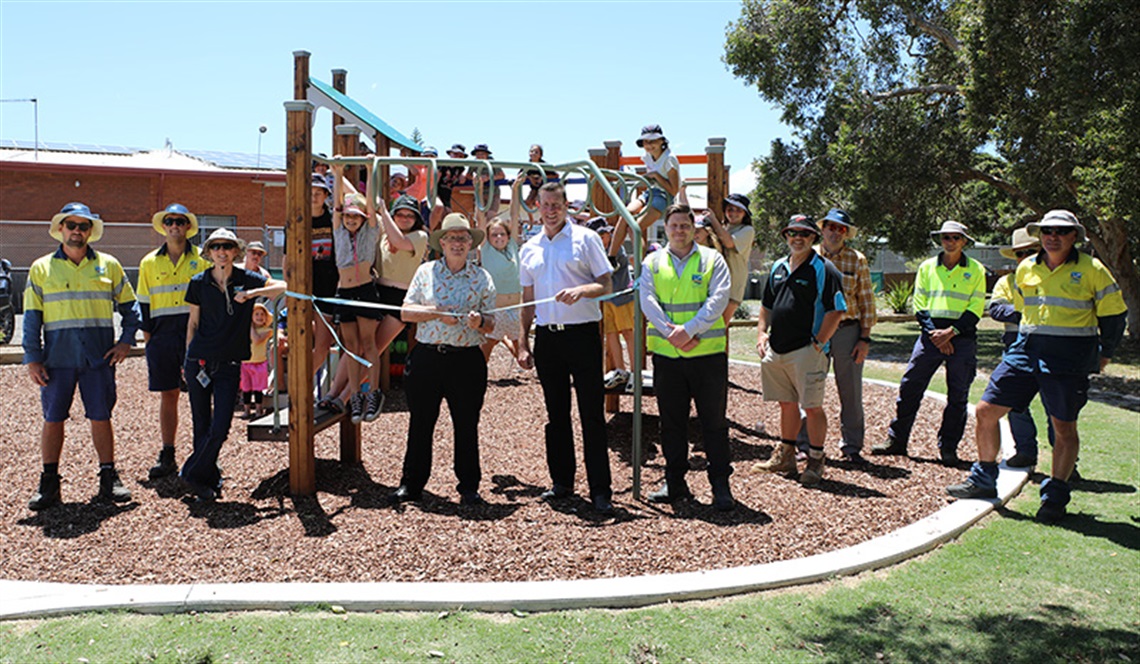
xmin=390 ymin=194 xmax=423 ymax=225
xmin=471 ymin=143 xmax=493 ymax=157
xmin=422 ymin=146 xmax=438 ymax=157
xmin=781 ymin=214 xmax=820 ymax=238
xmin=821 ymin=208 xmax=857 ymax=239
xmin=999 ymin=227 xmax=1042 ymax=260
xmin=50 ymin=202 xmax=104 ymax=243
xmin=723 ymin=193 xmax=753 ymax=224
xmin=311 ymin=174 xmax=332 ymax=194
xmin=586 ymin=217 xmax=614 ymax=234
xmin=1027 ymin=209 xmax=1086 ymax=243
xmin=151 ymin=203 xmax=200 ymax=238
xmin=930 ymin=220 xmax=975 ymax=243
xmin=428 ymin=213 xmax=484 ymax=253
xmin=447 ymin=144 xmax=467 ymax=158
xmin=202 ymin=227 xmax=246 ymax=260
xmin=636 ymin=124 xmax=667 ymax=148
xmin=245 ymin=240 xmax=267 ymax=255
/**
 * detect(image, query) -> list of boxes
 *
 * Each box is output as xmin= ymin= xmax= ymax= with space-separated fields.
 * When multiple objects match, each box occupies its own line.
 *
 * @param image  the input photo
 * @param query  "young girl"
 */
xmin=331 ymin=193 xmax=384 ymax=423
xmin=477 ymin=177 xmax=526 ymax=363
xmin=705 ymin=193 xmax=756 ymax=322
xmin=610 ymin=124 xmax=680 ymax=257
xmin=241 ymin=303 xmax=273 ymax=419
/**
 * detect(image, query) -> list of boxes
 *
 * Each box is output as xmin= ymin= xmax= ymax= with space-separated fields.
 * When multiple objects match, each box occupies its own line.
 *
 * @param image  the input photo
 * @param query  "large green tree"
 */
xmin=725 ymin=0 xmax=1139 ymax=333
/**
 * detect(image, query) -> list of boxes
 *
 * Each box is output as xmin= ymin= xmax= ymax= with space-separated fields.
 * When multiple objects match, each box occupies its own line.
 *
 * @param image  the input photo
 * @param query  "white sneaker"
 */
xmin=603 ymin=369 xmax=630 ymax=390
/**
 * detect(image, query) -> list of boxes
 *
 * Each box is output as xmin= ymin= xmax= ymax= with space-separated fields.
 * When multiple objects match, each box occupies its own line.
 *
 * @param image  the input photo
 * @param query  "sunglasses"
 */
xmin=1014 ymin=249 xmax=1037 ymax=259
xmin=64 ymin=221 xmax=92 ymax=232
xmin=163 ymin=217 xmax=189 ymax=227
xmin=209 ymin=242 xmax=237 ymax=251
xmin=784 ymin=230 xmax=816 ymax=239
xmin=940 ymin=234 xmax=965 ymax=241
xmin=1039 ymin=227 xmax=1076 ymax=236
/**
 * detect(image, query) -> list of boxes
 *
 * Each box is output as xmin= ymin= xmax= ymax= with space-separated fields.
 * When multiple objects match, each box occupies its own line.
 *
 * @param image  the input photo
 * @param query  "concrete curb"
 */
xmin=0 ymin=372 xmax=1028 ymax=619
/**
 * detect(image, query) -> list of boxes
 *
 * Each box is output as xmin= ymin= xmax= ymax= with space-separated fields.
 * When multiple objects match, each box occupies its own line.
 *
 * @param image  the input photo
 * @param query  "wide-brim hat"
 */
xmin=586 ymin=216 xmax=614 ymax=234
xmin=636 ymin=124 xmax=666 ymax=147
xmin=1027 ymin=209 xmax=1087 ymax=243
xmin=202 ymin=227 xmax=246 ymax=260
xmin=999 ymin=227 xmax=1042 ymax=260
xmin=822 ymin=208 xmax=857 ymax=239
xmin=781 ymin=214 xmax=821 ymax=237
xmin=930 ymin=220 xmax=975 ymax=243
xmin=50 ymin=202 xmax=104 ymax=243
xmin=390 ymin=194 xmax=423 ymax=224
xmin=422 ymin=146 xmax=439 ymax=157
xmin=311 ymin=174 xmax=332 ymax=194
xmin=151 ymin=202 xmax=200 ymax=238
xmin=471 ymin=143 xmax=493 ymax=157
xmin=246 ymin=240 xmax=267 ymax=255
xmin=428 ymin=213 xmax=484 ymax=253
xmin=723 ymin=193 xmax=753 ymax=224
xmin=447 ymin=143 xmax=467 ymax=158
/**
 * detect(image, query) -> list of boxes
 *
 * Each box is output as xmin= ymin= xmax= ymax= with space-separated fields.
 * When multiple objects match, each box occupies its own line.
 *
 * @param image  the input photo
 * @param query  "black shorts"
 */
xmin=334 ymin=282 xmax=385 ymax=323
xmin=145 ymin=331 xmax=186 ymax=391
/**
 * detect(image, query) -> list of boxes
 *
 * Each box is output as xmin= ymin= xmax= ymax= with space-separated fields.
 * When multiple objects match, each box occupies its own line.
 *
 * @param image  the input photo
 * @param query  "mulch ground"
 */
xmin=0 ymin=352 xmax=972 ymax=584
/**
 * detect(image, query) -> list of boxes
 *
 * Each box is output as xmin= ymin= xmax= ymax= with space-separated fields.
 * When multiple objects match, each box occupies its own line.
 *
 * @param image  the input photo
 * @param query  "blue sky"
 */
xmin=0 ymin=1 xmax=791 ymax=187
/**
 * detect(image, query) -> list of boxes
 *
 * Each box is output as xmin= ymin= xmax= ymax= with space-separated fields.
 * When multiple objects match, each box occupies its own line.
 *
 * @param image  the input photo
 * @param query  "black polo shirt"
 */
xmin=762 ymin=252 xmax=846 ymax=353
xmin=184 ymin=268 xmax=267 ymax=362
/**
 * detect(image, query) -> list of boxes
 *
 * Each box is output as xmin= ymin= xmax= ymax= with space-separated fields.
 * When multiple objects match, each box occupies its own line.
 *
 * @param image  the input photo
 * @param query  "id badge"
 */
xmin=197 ymin=364 xmax=211 ymax=388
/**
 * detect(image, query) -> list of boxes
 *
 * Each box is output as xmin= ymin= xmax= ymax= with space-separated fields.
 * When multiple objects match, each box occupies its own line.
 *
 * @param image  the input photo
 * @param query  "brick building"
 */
xmin=0 ymin=141 xmax=287 ymax=300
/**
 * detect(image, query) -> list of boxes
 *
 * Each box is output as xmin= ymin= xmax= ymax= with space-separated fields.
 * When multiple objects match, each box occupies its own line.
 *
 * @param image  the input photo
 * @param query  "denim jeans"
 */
xmin=181 ymin=358 xmax=241 ymax=490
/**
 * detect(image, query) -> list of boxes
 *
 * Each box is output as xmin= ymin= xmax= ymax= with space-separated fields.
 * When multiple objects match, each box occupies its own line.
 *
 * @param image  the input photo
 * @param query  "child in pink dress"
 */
xmin=241 ymin=303 xmax=273 ymax=419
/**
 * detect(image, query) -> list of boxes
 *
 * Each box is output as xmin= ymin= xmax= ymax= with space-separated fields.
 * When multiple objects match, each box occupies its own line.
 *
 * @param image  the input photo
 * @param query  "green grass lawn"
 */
xmin=3 ymin=323 xmax=1138 ymax=663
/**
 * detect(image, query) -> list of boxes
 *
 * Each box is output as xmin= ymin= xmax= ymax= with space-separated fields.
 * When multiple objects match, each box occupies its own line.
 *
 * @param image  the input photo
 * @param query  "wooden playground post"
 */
xmin=285 ymin=55 xmax=316 ymax=496
xmin=706 ymin=138 xmax=726 ymax=212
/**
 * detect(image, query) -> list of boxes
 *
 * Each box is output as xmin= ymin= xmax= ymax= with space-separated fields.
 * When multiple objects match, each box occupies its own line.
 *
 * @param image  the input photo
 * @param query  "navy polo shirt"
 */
xmin=184 ymin=268 xmax=267 ymax=362
xmin=762 ymin=252 xmax=846 ymax=354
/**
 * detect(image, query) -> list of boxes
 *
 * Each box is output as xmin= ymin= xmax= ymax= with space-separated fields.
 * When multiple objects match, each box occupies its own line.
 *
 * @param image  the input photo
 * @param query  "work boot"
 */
xmin=801 ymin=453 xmax=826 ymax=486
xmin=710 ymin=476 xmax=735 ymax=512
xmin=148 ymin=446 xmax=177 ymax=480
xmin=28 ymin=472 xmax=62 ymax=511
xmin=752 ymin=443 xmax=798 ymax=477
xmin=97 ymin=467 xmax=132 ymax=503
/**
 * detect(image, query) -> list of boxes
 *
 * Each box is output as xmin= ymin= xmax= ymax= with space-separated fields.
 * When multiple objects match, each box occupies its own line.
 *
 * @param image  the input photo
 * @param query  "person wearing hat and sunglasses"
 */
xmin=392 ymin=213 xmax=497 ymax=506
xmin=237 ymin=240 xmax=271 ymax=280
xmin=180 ymin=229 xmax=285 ymax=502
xmin=702 ymin=193 xmax=756 ymax=323
xmin=794 ymin=208 xmax=877 ymax=464
xmin=24 ymin=202 xmax=142 ymax=510
xmin=610 ymin=125 xmax=680 ymax=259
xmin=136 ymin=203 xmax=211 ymax=480
xmin=873 ymin=221 xmax=986 ymax=466
xmin=949 ymin=210 xmax=1127 ymax=524
xmin=753 ymin=215 xmax=847 ymax=486
xmin=986 ymin=227 xmax=1055 ymax=471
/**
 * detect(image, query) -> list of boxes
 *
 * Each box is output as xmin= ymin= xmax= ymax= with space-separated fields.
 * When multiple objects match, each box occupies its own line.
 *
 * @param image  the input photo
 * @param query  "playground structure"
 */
xmin=279 ymin=51 xmax=731 ymax=498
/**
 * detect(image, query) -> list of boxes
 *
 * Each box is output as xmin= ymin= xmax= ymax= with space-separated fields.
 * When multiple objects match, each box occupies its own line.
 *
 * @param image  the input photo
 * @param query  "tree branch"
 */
xmin=868 ymin=84 xmax=960 ymax=100
xmin=958 ymin=168 xmax=1044 ymax=214
xmin=903 ymin=8 xmax=960 ymax=51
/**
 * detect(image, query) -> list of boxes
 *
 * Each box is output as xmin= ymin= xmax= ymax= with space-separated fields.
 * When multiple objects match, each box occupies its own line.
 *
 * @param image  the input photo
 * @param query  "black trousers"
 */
xmin=534 ymin=323 xmax=612 ymax=500
xmin=400 ymin=344 xmax=487 ymax=495
xmin=654 ymin=353 xmax=732 ymax=483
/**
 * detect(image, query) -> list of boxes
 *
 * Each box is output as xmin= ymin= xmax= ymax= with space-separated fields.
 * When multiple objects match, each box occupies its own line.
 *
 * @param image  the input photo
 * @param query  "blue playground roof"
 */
xmin=308 ymin=78 xmax=420 ymax=152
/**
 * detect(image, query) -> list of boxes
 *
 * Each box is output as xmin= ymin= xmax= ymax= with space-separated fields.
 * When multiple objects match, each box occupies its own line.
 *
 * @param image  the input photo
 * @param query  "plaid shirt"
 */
xmin=817 ymin=244 xmax=877 ymax=331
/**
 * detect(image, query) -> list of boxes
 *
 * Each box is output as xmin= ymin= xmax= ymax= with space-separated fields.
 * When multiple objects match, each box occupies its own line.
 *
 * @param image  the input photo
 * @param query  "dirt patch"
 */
xmin=0 ymin=353 xmax=971 ymax=584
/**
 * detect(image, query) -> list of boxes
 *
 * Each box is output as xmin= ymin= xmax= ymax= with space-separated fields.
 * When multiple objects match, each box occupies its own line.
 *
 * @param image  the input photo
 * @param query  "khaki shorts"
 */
xmin=602 ymin=300 xmax=635 ymax=334
xmin=760 ymin=343 xmax=830 ymax=407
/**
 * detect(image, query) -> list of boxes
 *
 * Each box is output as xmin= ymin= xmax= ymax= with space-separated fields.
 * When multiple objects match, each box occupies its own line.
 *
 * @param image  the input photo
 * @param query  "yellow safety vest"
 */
xmin=1017 ymin=251 xmax=1126 ymax=337
xmin=137 ymin=243 xmax=210 ymax=319
xmin=646 ymin=246 xmax=726 ymax=358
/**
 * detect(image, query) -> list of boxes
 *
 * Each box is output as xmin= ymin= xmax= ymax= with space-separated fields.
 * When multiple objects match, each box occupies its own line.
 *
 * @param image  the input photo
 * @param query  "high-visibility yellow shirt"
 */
xmin=912 ymin=253 xmax=986 ymax=336
xmin=1008 ymin=248 xmax=1128 ymax=374
xmin=23 ymin=246 xmax=140 ymax=368
xmin=137 ymin=242 xmax=210 ymax=335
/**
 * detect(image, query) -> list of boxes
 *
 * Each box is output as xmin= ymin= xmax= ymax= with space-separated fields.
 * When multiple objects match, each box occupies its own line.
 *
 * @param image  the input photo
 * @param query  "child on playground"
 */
xmin=703 ymin=193 xmax=756 ymax=322
xmin=241 ymin=302 xmax=273 ymax=419
xmin=331 ymin=193 xmax=385 ymax=424
xmin=610 ymin=124 xmax=680 ymax=257
xmin=467 ymin=144 xmax=505 ymax=219
xmin=588 ymin=217 xmax=636 ymax=391
xmin=477 ymin=178 xmax=527 ymax=364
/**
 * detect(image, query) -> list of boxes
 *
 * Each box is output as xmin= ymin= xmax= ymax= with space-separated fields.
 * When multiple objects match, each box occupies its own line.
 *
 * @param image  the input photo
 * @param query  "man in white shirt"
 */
xmin=518 ymin=182 xmax=615 ymax=514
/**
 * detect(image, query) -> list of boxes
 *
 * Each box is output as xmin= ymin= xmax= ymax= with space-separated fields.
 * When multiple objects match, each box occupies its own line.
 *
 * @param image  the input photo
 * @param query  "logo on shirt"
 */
xmin=1070 ymin=271 xmax=1083 ymax=284
xmin=94 ymin=265 xmax=106 ymax=276
xmin=794 ymin=278 xmax=809 ymax=286
xmin=691 ymin=273 xmax=704 ymax=285
xmin=964 ymin=272 xmax=973 ymax=280
xmin=190 ymin=261 xmax=199 ymax=269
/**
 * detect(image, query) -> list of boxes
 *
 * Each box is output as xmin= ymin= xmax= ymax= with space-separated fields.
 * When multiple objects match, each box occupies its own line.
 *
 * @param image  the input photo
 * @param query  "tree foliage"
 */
xmin=725 ymin=0 xmax=1139 ymax=332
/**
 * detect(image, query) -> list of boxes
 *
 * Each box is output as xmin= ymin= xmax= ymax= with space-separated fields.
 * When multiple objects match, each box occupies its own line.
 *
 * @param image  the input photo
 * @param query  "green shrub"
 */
xmin=882 ymin=280 xmax=914 ymax=314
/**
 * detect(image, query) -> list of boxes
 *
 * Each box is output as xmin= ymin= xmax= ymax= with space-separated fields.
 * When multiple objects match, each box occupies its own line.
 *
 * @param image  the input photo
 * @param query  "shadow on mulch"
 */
xmin=641 ymin=498 xmax=772 ymax=527
xmin=17 ymin=501 xmax=139 ymax=539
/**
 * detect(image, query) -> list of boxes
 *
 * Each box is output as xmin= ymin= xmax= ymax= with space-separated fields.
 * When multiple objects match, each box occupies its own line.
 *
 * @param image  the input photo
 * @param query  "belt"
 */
xmin=418 ymin=343 xmax=476 ymax=354
xmin=537 ymin=322 xmax=598 ymax=332
xmin=839 ymin=319 xmax=860 ymax=327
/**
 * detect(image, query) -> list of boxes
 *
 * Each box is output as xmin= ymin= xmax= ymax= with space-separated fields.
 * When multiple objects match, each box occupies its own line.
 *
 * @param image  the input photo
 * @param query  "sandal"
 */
xmin=317 ymin=397 xmax=344 ymax=414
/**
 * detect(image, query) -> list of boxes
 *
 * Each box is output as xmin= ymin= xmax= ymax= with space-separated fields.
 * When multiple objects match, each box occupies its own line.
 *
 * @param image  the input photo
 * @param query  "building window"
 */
xmin=195 ymin=215 xmax=237 ymax=246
